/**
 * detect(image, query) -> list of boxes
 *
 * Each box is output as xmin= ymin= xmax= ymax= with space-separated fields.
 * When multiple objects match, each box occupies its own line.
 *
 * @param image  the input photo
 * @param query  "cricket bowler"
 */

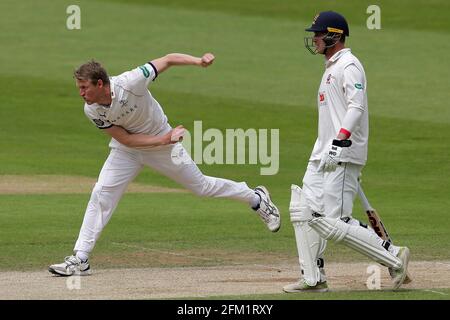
xmin=48 ymin=53 xmax=280 ymax=276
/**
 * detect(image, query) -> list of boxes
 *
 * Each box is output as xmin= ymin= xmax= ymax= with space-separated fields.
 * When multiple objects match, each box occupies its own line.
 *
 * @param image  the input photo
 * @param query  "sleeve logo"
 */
xmin=319 ymin=91 xmax=327 ymax=106
xmin=139 ymin=65 xmax=150 ymax=78
xmin=93 ymin=119 xmax=105 ymax=127
xmin=355 ymin=83 xmax=364 ymax=89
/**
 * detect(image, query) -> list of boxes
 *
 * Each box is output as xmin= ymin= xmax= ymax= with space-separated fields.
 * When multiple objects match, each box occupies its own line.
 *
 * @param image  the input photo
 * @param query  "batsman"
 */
xmin=283 ymin=11 xmax=410 ymax=292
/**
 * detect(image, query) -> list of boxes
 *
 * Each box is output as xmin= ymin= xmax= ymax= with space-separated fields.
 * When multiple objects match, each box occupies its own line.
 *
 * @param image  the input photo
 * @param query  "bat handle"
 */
xmin=357 ymin=183 xmax=372 ymax=212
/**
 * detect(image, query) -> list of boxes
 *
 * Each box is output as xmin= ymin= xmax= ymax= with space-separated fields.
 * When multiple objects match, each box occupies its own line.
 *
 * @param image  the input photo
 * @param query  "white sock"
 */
xmin=250 ymin=193 xmax=261 ymax=210
xmin=76 ymin=251 xmax=89 ymax=262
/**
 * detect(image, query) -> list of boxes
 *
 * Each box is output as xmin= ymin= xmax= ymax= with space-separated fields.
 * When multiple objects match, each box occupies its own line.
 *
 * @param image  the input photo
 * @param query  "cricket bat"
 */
xmin=357 ymin=183 xmax=412 ymax=284
xmin=357 ymin=184 xmax=391 ymax=241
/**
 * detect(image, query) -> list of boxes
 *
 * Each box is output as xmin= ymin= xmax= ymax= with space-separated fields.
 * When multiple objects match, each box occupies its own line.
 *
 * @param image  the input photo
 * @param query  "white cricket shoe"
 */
xmin=389 ymin=266 xmax=413 ymax=284
xmin=388 ymin=246 xmax=412 ymax=284
xmin=391 ymin=246 xmax=410 ymax=289
xmin=48 ymin=255 xmax=91 ymax=276
xmin=254 ymin=186 xmax=281 ymax=232
xmin=283 ymin=280 xmax=329 ymax=293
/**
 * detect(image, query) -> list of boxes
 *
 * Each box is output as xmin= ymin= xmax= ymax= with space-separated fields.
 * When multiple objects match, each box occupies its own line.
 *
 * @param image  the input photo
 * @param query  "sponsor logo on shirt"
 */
xmin=355 ymin=83 xmax=364 ymax=89
xmin=326 ymin=73 xmax=332 ymax=84
xmin=109 ymin=104 xmax=139 ymax=124
xmin=139 ymin=65 xmax=150 ymax=78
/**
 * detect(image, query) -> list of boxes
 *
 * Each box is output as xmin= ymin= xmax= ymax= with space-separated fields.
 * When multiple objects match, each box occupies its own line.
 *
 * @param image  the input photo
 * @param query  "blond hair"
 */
xmin=74 ymin=60 xmax=110 ymax=85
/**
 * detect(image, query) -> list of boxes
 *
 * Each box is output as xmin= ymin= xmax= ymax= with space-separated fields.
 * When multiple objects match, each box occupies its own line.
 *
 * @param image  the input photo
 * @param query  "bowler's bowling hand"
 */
xmin=170 ymin=125 xmax=186 ymax=143
xmin=200 ymin=53 xmax=215 ymax=67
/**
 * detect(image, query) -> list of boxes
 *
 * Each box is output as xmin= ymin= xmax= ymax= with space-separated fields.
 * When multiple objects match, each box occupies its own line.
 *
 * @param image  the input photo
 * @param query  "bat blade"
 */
xmin=357 ymin=184 xmax=391 ymax=240
xmin=357 ymin=183 xmax=412 ymax=284
xmin=365 ymin=208 xmax=391 ymax=242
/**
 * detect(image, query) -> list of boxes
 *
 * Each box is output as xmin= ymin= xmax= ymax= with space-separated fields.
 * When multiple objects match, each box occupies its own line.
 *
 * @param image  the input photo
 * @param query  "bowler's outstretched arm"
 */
xmin=103 ymin=125 xmax=184 ymax=148
xmin=151 ymin=53 xmax=215 ymax=74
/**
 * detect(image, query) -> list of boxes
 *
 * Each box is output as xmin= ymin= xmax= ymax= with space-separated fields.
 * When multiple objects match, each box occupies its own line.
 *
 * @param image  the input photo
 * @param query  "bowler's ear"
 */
xmin=97 ymin=79 xmax=104 ymax=88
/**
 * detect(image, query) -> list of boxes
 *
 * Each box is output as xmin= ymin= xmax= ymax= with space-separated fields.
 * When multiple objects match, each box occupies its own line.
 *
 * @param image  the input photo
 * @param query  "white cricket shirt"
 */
xmin=310 ymin=48 xmax=369 ymax=165
xmin=84 ymin=62 xmax=170 ymax=150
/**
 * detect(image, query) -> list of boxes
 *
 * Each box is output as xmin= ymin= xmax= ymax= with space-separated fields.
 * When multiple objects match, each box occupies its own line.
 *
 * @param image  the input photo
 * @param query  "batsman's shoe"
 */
xmin=48 ymin=255 xmax=91 ymax=276
xmin=391 ymin=246 xmax=410 ymax=289
xmin=389 ymin=267 xmax=413 ymax=284
xmin=283 ymin=280 xmax=329 ymax=293
xmin=254 ymin=186 xmax=281 ymax=232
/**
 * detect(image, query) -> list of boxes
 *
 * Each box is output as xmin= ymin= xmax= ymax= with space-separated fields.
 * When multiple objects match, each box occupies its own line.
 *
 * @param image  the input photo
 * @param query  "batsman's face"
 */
xmin=76 ymin=79 xmax=103 ymax=105
xmin=313 ymin=32 xmax=327 ymax=54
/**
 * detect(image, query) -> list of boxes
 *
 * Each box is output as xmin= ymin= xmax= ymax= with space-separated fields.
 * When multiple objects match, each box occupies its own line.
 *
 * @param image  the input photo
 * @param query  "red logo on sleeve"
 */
xmin=319 ymin=91 xmax=327 ymax=106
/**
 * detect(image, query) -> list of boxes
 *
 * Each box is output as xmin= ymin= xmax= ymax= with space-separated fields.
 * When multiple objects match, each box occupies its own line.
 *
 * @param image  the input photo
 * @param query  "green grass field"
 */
xmin=0 ymin=0 xmax=449 ymax=300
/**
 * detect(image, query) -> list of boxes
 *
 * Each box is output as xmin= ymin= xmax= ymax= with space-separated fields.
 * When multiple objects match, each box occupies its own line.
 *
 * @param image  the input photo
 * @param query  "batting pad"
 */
xmin=309 ymin=216 xmax=402 ymax=269
xmin=293 ymin=221 xmax=325 ymax=286
xmin=290 ymin=185 xmax=326 ymax=285
xmin=289 ymin=184 xmax=313 ymax=222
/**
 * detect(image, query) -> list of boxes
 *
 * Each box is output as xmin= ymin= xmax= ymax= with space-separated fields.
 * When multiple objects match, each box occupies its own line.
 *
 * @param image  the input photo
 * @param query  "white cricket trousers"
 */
xmin=302 ymin=160 xmax=363 ymax=219
xmin=74 ymin=143 xmax=255 ymax=253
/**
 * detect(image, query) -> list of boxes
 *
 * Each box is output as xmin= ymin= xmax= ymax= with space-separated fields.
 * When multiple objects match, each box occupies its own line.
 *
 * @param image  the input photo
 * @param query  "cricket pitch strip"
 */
xmin=1 ymin=260 xmax=449 ymax=299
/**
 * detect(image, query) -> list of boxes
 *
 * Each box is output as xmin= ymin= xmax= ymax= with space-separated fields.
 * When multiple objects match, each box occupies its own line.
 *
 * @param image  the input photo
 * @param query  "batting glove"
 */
xmin=318 ymin=139 xmax=352 ymax=172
